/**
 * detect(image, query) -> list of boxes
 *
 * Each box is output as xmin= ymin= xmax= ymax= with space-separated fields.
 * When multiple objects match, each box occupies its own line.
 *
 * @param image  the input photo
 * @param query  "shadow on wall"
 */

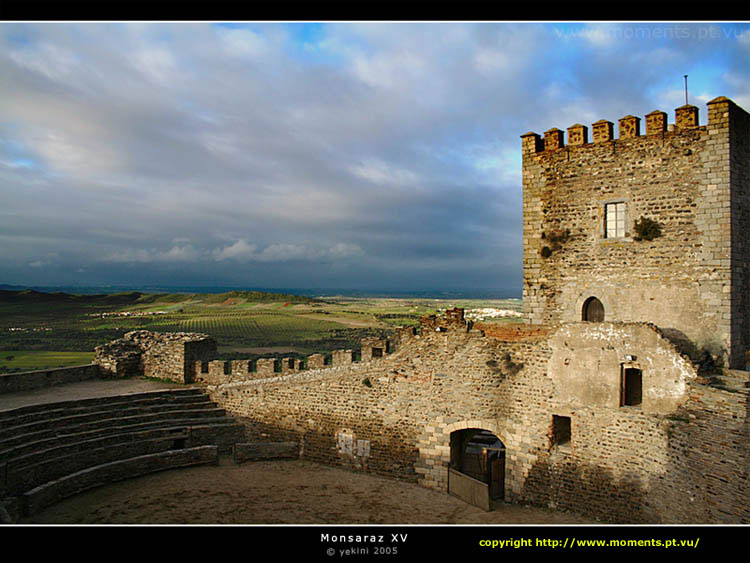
xmin=658 ymin=328 xmax=726 ymax=376
xmin=652 ymin=386 xmax=750 ymax=524
xmin=228 ymin=416 xmax=421 ymax=481
xmin=521 ymin=458 xmax=650 ymax=524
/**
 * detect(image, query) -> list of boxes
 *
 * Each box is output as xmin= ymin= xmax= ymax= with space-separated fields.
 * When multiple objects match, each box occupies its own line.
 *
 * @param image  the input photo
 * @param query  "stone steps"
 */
xmin=0 ymin=389 xmax=245 ymax=519
xmin=0 ymin=398 xmax=218 ymax=440
xmin=22 ymin=446 xmax=220 ymax=516
xmin=0 ymin=388 xmax=208 ymax=428
xmin=0 ymin=407 xmax=229 ymax=458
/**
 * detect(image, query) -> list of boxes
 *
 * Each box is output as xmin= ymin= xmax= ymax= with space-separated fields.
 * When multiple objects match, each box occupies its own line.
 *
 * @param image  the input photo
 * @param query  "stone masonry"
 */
xmin=521 ymin=97 xmax=750 ymax=369
xmin=199 ymin=310 xmax=748 ymax=523
xmin=95 ymin=331 xmax=217 ymax=383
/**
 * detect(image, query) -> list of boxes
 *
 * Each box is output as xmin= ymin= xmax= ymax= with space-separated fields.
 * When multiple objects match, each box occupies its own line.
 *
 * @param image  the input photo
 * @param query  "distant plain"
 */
xmin=0 ymin=290 xmax=523 ymax=374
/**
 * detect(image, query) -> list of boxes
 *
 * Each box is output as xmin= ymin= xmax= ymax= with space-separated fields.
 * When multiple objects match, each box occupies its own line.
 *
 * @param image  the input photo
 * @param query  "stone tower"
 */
xmin=521 ymin=97 xmax=750 ymax=369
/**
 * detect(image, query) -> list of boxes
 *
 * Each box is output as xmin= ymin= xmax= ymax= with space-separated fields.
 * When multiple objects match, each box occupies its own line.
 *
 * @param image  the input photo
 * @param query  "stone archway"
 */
xmin=416 ymin=419 xmax=512 ymax=511
xmin=449 ymin=428 xmax=506 ymax=505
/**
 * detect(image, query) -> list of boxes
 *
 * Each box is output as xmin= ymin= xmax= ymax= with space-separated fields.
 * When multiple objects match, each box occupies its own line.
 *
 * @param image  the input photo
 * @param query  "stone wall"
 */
xmin=202 ymin=312 xmax=749 ymax=523
xmin=95 ymin=330 xmax=217 ymax=383
xmin=521 ymin=97 xmax=750 ymax=369
xmin=0 ymin=364 xmax=101 ymax=396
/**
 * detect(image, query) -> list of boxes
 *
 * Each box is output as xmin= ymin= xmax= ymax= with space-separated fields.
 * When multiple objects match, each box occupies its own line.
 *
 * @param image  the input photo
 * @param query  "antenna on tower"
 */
xmin=684 ymin=75 xmax=688 ymax=105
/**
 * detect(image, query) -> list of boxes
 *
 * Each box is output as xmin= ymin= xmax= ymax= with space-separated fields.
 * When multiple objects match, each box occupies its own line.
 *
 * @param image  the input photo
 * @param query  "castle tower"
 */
xmin=521 ymin=97 xmax=750 ymax=369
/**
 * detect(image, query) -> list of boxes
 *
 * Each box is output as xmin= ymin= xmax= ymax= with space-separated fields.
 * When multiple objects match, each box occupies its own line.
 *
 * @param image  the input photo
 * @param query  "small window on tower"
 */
xmin=605 ymin=202 xmax=627 ymax=238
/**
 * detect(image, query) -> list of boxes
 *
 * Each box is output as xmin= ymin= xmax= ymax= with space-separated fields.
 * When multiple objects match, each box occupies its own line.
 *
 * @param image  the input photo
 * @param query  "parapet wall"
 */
xmin=520 ymin=100 xmax=710 ymax=155
xmin=0 ymin=364 xmax=100 ymax=396
xmin=192 ymin=308 xmax=470 ymax=386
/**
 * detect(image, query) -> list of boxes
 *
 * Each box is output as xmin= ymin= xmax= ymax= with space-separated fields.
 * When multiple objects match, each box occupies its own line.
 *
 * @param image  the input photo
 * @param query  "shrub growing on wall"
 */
xmin=633 ymin=216 xmax=662 ymax=241
xmin=540 ymin=228 xmax=570 ymax=258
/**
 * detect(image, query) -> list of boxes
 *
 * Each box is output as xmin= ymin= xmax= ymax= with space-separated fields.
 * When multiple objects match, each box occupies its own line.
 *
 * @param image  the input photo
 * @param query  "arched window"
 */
xmin=582 ymin=297 xmax=605 ymax=322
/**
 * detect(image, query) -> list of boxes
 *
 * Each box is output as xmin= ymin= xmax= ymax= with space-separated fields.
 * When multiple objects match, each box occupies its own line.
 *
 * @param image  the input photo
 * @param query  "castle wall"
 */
xmin=522 ymin=98 xmax=750 ymax=369
xmin=203 ymin=317 xmax=748 ymax=523
xmin=95 ymin=331 xmax=218 ymax=384
xmin=0 ymin=364 xmax=101 ymax=396
xmin=726 ymin=100 xmax=750 ymax=368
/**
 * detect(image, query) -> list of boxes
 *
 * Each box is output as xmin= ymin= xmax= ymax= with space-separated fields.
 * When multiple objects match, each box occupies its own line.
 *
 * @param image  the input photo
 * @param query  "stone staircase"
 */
xmin=0 ymin=388 xmax=245 ymax=519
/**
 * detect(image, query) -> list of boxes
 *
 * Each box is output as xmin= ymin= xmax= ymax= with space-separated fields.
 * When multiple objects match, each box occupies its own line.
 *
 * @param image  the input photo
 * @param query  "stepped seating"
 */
xmin=0 ymin=388 xmax=245 ymax=517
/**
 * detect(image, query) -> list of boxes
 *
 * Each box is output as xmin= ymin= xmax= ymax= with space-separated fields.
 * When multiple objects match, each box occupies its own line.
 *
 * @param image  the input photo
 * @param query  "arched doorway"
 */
xmin=449 ymin=429 xmax=505 ymax=510
xmin=582 ymin=296 xmax=605 ymax=322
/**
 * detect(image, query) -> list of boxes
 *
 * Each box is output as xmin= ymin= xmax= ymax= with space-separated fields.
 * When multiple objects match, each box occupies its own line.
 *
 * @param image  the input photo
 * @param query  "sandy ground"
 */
xmin=19 ymin=457 xmax=597 ymax=525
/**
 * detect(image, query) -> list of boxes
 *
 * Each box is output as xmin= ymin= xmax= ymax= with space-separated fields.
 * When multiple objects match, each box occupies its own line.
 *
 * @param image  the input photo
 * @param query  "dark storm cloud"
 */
xmin=1 ymin=22 xmax=749 ymax=292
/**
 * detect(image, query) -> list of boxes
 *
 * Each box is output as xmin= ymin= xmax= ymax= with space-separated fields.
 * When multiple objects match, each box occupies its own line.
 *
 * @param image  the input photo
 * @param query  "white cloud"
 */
xmin=212 ymin=239 xmax=257 ymax=261
xmin=349 ymin=158 xmax=419 ymax=186
xmin=211 ymin=240 xmax=364 ymax=263
xmin=472 ymin=47 xmax=510 ymax=75
xmin=34 ymin=130 xmax=121 ymax=176
xmin=327 ymin=242 xmax=363 ymax=259
xmin=9 ymin=42 xmax=81 ymax=83
xmin=130 ymin=47 xmax=178 ymax=84
xmin=219 ymin=28 xmax=269 ymax=59
xmin=105 ymin=245 xmax=200 ymax=263
xmin=257 ymin=243 xmax=318 ymax=262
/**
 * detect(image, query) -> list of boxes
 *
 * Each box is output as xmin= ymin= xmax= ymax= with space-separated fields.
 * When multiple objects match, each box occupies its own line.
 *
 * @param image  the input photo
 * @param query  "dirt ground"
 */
xmin=19 ymin=457 xmax=597 ymax=525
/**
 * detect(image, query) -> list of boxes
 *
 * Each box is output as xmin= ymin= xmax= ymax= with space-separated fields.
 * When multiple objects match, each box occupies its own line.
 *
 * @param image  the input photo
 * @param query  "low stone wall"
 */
xmin=22 ymin=445 xmax=219 ymax=516
xmin=233 ymin=442 xmax=299 ymax=464
xmin=0 ymin=364 xmax=100 ymax=396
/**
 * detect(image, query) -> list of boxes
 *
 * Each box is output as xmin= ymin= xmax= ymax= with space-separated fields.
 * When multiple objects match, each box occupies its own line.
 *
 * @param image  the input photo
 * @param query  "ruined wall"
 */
xmin=95 ymin=331 xmax=217 ymax=383
xmin=522 ymin=97 xmax=750 ymax=369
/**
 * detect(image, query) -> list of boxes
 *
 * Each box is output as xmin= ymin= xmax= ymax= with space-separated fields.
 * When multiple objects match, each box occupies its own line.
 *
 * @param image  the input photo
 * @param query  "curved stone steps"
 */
xmin=22 ymin=446 xmax=220 ymax=516
xmin=0 ymin=389 xmax=211 ymax=431
xmin=0 ymin=398 xmax=219 ymax=440
xmin=8 ymin=426 xmax=191 ymax=471
xmin=0 ymin=389 xmax=246 ymax=521
xmin=0 ymin=414 xmax=236 ymax=463
xmin=0 ymin=388 xmax=206 ymax=421
xmin=6 ymin=432 xmax=190 ymax=495
xmin=0 ymin=407 xmax=228 ymax=458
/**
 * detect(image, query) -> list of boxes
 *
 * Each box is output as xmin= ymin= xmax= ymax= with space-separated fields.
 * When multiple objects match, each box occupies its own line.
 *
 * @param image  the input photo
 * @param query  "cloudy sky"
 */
xmin=1 ymin=21 xmax=749 ymax=294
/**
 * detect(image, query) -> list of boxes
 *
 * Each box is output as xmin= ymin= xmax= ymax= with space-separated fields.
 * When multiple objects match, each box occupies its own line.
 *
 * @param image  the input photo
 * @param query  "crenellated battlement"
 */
xmin=520 ymin=96 xmax=737 ymax=155
xmin=194 ymin=308 xmax=473 ymax=385
xmin=93 ymin=309 xmax=480 ymax=386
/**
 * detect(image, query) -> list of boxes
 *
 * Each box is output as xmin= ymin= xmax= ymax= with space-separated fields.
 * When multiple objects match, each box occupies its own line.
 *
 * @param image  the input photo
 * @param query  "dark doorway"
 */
xmin=552 ymin=415 xmax=571 ymax=447
xmin=621 ymin=367 xmax=643 ymax=407
xmin=582 ymin=297 xmax=605 ymax=322
xmin=449 ymin=429 xmax=505 ymax=506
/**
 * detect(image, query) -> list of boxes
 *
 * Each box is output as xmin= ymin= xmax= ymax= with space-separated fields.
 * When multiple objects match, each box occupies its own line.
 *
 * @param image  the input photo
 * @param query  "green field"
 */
xmin=0 ymin=289 xmax=522 ymax=373
xmin=0 ymin=350 xmax=96 ymax=373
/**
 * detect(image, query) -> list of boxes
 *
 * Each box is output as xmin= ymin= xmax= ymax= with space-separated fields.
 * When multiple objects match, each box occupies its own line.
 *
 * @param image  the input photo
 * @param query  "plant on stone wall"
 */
xmin=540 ymin=228 xmax=570 ymax=258
xmin=486 ymin=353 xmax=524 ymax=377
xmin=633 ymin=216 xmax=662 ymax=241
xmin=362 ymin=377 xmax=372 ymax=388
